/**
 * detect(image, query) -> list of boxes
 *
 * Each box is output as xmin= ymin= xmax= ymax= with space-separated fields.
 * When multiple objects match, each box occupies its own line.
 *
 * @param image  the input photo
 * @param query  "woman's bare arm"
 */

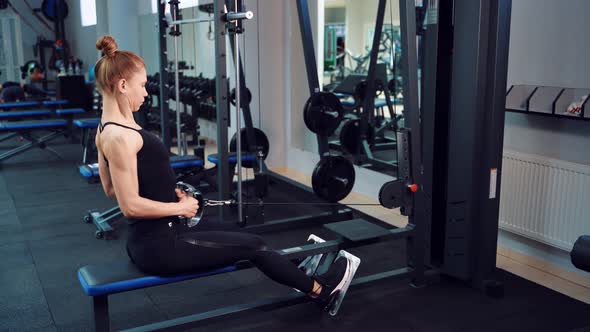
xmin=96 ymin=134 xmax=116 ymax=199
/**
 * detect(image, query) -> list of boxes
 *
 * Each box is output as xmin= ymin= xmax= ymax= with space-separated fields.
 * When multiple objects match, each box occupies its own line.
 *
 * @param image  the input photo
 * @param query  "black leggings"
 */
xmin=128 ymin=229 xmax=315 ymax=294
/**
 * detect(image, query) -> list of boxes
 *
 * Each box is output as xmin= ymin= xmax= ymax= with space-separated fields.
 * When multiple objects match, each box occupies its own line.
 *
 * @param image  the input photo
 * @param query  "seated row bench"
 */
xmin=78 ymin=218 xmax=392 ymax=331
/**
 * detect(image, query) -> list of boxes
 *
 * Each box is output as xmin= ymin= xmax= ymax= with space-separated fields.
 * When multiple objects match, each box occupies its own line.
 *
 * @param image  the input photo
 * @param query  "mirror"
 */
xmin=295 ymin=0 xmax=405 ymax=178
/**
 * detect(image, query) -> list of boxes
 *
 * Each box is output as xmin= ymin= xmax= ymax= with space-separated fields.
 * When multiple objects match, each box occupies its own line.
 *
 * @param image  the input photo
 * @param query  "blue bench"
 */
xmin=0 ymin=108 xmax=83 ymax=120
xmin=76 ymin=237 xmax=335 ymax=331
xmin=43 ymin=100 xmax=69 ymax=106
xmin=0 ymin=119 xmax=69 ymax=161
xmin=78 ymin=261 xmax=237 ymax=331
xmin=74 ymin=118 xmax=101 ymax=128
xmin=0 ymin=109 xmax=52 ymax=119
xmin=55 ymin=108 xmax=85 ymax=116
xmin=0 ymin=101 xmax=40 ymax=109
xmin=207 ymin=153 xmax=256 ymax=164
xmin=0 ymin=99 xmax=69 ymax=109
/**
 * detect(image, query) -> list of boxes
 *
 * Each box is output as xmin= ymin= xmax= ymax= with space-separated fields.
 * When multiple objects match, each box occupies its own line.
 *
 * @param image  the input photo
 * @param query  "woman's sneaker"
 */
xmin=314 ymin=250 xmax=361 ymax=316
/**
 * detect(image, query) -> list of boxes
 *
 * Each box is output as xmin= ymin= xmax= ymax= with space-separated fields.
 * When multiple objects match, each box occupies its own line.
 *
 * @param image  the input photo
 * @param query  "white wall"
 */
xmin=502 ymin=0 xmax=590 ymax=275
xmin=505 ymin=0 xmax=590 ymax=166
xmin=64 ymin=0 xmax=98 ymax=76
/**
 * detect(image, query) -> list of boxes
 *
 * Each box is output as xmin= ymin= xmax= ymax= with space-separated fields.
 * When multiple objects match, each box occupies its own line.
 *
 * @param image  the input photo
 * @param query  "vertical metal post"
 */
xmin=157 ymin=0 xmax=171 ymax=150
xmin=93 ymin=296 xmax=109 ymax=332
xmin=215 ymin=0 xmax=230 ymax=217
xmin=296 ymin=0 xmax=330 ymax=156
xmin=359 ymin=0 xmax=387 ymax=159
xmin=228 ymin=19 xmax=263 ymax=173
xmin=400 ymin=0 xmax=426 ymax=287
xmin=234 ymin=0 xmax=243 ymax=224
xmin=173 ymin=40 xmax=182 ymax=155
xmin=472 ymin=0 xmax=512 ymax=289
xmin=170 ymin=1 xmax=183 ymax=155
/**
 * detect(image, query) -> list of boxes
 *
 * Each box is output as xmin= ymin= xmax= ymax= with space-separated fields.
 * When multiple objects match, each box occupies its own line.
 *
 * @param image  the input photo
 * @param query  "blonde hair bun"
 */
xmin=96 ymin=35 xmax=118 ymax=58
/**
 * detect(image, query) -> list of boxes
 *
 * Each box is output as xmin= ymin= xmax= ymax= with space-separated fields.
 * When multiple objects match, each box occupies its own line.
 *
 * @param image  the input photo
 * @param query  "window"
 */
xmin=151 ymin=0 xmax=200 ymax=14
xmin=80 ymin=0 xmax=97 ymax=27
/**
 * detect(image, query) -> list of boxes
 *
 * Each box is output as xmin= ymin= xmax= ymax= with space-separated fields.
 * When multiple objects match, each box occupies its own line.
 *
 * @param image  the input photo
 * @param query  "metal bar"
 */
xmin=244 ymin=209 xmax=354 ymax=234
xmin=400 ymin=0 xmax=427 ymax=286
xmin=226 ymin=11 xmax=254 ymax=21
xmin=471 ymin=0 xmax=512 ymax=289
xmin=0 ymin=132 xmax=19 ymax=142
xmin=234 ymin=0 xmax=244 ymax=224
xmin=295 ymin=0 xmax=330 ymax=156
xmin=93 ymin=295 xmax=110 ymax=332
xmin=170 ymin=18 xmax=214 ymax=25
xmin=0 ymin=130 xmax=64 ymax=161
xmin=227 ymin=12 xmax=262 ymax=175
xmin=170 ymin=1 xmax=183 ymax=155
xmin=215 ymin=0 xmax=230 ymax=217
xmin=359 ymin=0 xmax=387 ymax=157
xmin=157 ymin=1 xmax=171 ymax=150
xmin=173 ymin=37 xmax=182 ymax=155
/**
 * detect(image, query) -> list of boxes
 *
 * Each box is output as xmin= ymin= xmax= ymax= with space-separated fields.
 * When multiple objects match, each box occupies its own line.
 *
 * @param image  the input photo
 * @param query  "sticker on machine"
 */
xmin=489 ymin=168 xmax=497 ymax=199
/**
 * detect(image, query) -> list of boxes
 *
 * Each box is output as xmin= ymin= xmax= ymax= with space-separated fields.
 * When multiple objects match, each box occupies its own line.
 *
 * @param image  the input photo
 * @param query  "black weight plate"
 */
xmin=312 ymin=155 xmax=355 ymax=202
xmin=42 ymin=0 xmax=69 ymax=22
xmin=303 ymin=92 xmax=343 ymax=136
xmin=230 ymin=128 xmax=269 ymax=168
xmin=339 ymin=119 xmax=375 ymax=154
xmin=231 ymin=87 xmax=252 ymax=106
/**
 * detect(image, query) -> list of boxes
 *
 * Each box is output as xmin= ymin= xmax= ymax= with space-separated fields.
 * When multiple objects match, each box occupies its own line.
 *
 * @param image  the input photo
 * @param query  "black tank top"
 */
xmin=99 ymin=122 xmax=177 ymax=225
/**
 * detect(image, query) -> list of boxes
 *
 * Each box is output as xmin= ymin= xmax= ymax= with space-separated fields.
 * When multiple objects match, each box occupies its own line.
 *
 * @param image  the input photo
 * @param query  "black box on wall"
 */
xmin=57 ymin=75 xmax=90 ymax=109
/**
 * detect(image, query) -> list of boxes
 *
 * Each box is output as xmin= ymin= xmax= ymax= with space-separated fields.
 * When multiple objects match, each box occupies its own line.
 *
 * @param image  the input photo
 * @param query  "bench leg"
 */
xmin=93 ymin=295 xmax=110 ymax=332
xmin=0 ymin=130 xmax=64 ymax=162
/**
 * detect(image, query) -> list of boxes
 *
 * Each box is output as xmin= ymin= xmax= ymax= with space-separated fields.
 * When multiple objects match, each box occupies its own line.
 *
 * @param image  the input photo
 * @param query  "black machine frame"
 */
xmin=297 ymin=0 xmax=513 ymax=294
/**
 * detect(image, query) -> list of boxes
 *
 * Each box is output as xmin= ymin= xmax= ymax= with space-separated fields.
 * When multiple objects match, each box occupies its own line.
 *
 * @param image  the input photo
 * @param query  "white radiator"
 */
xmin=499 ymin=150 xmax=590 ymax=251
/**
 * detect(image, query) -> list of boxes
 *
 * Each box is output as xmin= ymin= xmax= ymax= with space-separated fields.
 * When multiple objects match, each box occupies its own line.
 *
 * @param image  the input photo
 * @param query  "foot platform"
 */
xmin=297 ymin=234 xmax=326 ymax=277
xmin=326 ymin=250 xmax=361 ymax=316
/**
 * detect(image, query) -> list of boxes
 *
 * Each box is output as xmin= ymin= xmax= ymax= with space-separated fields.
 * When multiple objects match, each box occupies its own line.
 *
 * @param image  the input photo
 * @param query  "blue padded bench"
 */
xmin=0 ymin=99 xmax=69 ymax=109
xmin=74 ymin=117 xmax=101 ymax=128
xmin=0 ymin=109 xmax=52 ymax=119
xmin=0 ymin=119 xmax=67 ymax=130
xmin=0 ymin=119 xmax=69 ymax=161
xmin=55 ymin=108 xmax=85 ymax=116
xmin=43 ymin=100 xmax=69 ymax=106
xmin=0 ymin=101 xmax=40 ymax=109
xmin=207 ymin=153 xmax=256 ymax=165
xmin=78 ymin=261 xmax=236 ymax=331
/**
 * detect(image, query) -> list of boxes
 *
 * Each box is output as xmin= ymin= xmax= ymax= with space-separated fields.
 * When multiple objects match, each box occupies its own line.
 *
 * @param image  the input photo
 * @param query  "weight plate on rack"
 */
xmin=303 ymin=92 xmax=344 ymax=136
xmin=311 ymin=155 xmax=355 ymax=202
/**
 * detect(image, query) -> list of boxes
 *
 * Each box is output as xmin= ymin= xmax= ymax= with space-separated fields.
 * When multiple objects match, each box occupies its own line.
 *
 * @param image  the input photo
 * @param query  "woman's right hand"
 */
xmin=176 ymin=189 xmax=200 ymax=218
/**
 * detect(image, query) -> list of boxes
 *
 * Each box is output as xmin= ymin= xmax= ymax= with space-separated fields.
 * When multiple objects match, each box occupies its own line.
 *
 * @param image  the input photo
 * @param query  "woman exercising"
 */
xmin=93 ymin=35 xmax=355 ymax=310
